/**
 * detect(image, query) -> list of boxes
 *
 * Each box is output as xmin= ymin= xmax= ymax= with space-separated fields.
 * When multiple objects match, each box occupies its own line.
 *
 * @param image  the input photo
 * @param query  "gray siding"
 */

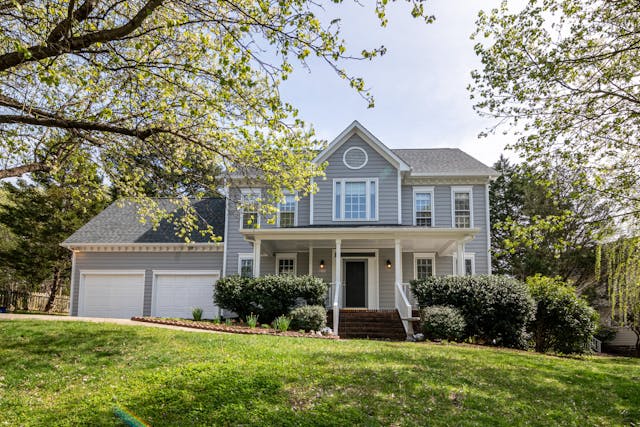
xmin=379 ymin=248 xmax=395 ymax=309
xmin=297 ymin=196 xmax=310 ymax=226
xmin=465 ymin=184 xmax=489 ymax=274
xmin=72 ymin=251 xmax=223 ymax=316
xmin=400 ymin=185 xmax=453 ymax=227
xmin=313 ymin=134 xmax=399 ymax=224
xmin=225 ymin=188 xmax=255 ymax=276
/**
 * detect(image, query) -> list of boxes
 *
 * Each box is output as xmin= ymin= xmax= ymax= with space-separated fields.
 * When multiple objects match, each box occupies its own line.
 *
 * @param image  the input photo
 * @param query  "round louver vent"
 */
xmin=343 ymin=147 xmax=368 ymax=169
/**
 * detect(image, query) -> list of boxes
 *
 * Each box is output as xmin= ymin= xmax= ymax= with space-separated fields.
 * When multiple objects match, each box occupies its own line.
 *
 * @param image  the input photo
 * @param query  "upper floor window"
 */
xmin=413 ymin=187 xmax=434 ymax=227
xmin=333 ymin=178 xmax=377 ymax=221
xmin=452 ymin=187 xmax=472 ymax=228
xmin=240 ymin=189 xmax=260 ymax=229
xmin=414 ymin=254 xmax=436 ymax=279
xmin=277 ymin=194 xmax=297 ymax=227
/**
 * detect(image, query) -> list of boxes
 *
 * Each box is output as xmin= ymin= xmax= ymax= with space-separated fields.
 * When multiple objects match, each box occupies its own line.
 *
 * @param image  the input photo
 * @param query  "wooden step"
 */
xmin=327 ymin=309 xmax=408 ymax=340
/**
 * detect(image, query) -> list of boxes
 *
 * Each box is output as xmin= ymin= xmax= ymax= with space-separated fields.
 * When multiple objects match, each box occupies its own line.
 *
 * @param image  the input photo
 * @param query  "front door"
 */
xmin=345 ymin=260 xmax=366 ymax=307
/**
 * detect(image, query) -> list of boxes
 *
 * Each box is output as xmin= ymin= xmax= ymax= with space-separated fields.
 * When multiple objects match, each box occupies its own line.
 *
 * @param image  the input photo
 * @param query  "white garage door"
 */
xmin=79 ymin=272 xmax=145 ymax=318
xmin=152 ymin=272 xmax=219 ymax=319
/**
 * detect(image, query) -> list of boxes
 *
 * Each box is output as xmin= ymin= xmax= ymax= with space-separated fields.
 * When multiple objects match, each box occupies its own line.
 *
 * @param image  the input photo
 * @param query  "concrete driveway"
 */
xmin=0 ymin=313 xmax=220 ymax=334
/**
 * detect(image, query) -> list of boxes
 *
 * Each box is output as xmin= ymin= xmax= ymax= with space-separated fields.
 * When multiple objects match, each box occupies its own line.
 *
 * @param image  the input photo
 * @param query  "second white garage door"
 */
xmin=152 ymin=271 xmax=219 ymax=319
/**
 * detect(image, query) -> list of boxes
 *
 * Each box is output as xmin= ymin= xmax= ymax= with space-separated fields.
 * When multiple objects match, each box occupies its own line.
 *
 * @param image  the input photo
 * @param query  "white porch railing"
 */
xmin=590 ymin=336 xmax=602 ymax=353
xmin=401 ymin=283 xmax=419 ymax=310
xmin=395 ymin=281 xmax=414 ymax=337
xmin=332 ymin=281 xmax=341 ymax=336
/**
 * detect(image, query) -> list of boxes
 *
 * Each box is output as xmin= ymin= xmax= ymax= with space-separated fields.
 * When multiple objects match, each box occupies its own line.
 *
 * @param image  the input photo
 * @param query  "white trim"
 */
xmin=276 ymin=192 xmax=298 ymax=228
xmin=275 ymin=252 xmax=298 ymax=275
xmin=342 ymin=146 xmax=369 ymax=169
xmin=309 ymin=246 xmax=314 ymax=276
xmin=222 ymin=193 xmax=230 ymax=276
xmin=239 ymin=188 xmax=261 ymax=230
xmin=150 ymin=270 xmax=221 ymax=318
xmin=397 ymin=170 xmax=402 ymax=224
xmin=69 ymin=251 xmax=76 ymax=314
xmin=80 ymin=269 xmax=147 ymax=275
xmin=451 ymin=186 xmax=474 ymax=228
xmin=412 ymin=186 xmax=435 ymax=227
xmin=237 ymin=253 xmax=254 ymax=277
xmin=413 ymin=252 xmax=436 ymax=280
xmin=331 ymin=248 xmax=379 ymax=309
xmin=452 ymin=253 xmax=475 ymax=275
xmin=313 ymin=120 xmax=410 ymax=171
xmin=61 ymin=243 xmax=223 ymax=252
xmin=332 ymin=178 xmax=379 ymax=221
xmin=485 ymin=183 xmax=492 ymax=275
xmin=310 ymin=177 xmax=314 ymax=225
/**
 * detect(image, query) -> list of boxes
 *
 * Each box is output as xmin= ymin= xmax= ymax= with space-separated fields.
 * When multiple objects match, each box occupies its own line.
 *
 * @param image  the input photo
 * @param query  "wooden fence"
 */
xmin=0 ymin=290 xmax=69 ymax=313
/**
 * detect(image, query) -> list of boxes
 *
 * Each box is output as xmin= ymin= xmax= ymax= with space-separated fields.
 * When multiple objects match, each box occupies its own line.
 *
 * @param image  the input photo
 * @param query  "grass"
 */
xmin=1 ymin=320 xmax=639 ymax=426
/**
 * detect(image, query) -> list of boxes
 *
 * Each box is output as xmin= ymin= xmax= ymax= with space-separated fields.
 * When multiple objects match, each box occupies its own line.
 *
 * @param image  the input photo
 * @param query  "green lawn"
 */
xmin=1 ymin=320 xmax=639 ymax=426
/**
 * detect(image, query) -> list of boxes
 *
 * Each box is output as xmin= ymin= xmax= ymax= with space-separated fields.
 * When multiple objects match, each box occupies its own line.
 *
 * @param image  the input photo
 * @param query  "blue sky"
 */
xmin=280 ymin=0 xmax=515 ymax=167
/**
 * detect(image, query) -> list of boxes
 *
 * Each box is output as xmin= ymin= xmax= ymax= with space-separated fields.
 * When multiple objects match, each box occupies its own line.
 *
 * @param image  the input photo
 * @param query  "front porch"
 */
xmin=241 ymin=226 xmax=479 ymax=338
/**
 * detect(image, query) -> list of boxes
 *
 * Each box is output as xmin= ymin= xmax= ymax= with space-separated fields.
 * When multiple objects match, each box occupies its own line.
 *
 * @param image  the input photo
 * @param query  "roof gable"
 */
xmin=314 ymin=121 xmax=410 ymax=171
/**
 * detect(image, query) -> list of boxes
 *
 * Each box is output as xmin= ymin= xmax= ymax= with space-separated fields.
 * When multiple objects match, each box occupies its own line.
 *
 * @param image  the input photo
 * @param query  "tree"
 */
xmin=471 ymin=0 xmax=640 ymax=222
xmin=596 ymin=237 xmax=640 ymax=355
xmin=489 ymin=156 xmax=609 ymax=286
xmin=0 ymin=0 xmax=434 ymax=233
xmin=0 ymin=175 xmax=109 ymax=311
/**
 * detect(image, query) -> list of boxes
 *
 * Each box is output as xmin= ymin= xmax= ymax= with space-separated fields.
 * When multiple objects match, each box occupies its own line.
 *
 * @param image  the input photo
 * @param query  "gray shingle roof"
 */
xmin=393 ymin=148 xmax=498 ymax=176
xmin=63 ymin=198 xmax=226 ymax=244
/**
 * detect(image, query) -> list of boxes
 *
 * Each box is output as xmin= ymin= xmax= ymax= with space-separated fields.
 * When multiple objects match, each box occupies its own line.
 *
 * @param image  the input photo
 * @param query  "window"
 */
xmin=333 ymin=179 xmax=378 ymax=221
xmin=238 ymin=254 xmax=254 ymax=278
xmin=452 ymin=187 xmax=472 ymax=228
xmin=240 ymin=189 xmax=260 ymax=229
xmin=278 ymin=194 xmax=296 ymax=227
xmin=452 ymin=253 xmax=475 ymax=276
xmin=414 ymin=254 xmax=436 ymax=280
xmin=413 ymin=187 xmax=434 ymax=227
xmin=276 ymin=253 xmax=297 ymax=275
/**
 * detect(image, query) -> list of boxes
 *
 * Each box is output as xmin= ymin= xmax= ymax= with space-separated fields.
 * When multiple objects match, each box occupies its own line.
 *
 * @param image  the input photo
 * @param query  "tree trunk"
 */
xmin=44 ymin=266 xmax=60 ymax=313
xmin=633 ymin=326 xmax=640 ymax=358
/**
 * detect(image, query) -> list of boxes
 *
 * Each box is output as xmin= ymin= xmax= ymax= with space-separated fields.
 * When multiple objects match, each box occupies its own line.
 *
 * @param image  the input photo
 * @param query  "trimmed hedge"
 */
xmin=214 ymin=275 xmax=328 ymax=323
xmin=410 ymin=275 xmax=535 ymax=348
xmin=289 ymin=305 xmax=327 ymax=332
xmin=526 ymin=275 xmax=599 ymax=354
xmin=420 ymin=305 xmax=466 ymax=342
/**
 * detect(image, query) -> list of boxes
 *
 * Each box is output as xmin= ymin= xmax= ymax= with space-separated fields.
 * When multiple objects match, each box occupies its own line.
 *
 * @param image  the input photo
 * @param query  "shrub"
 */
xmin=289 ymin=305 xmax=327 ymax=331
xmin=411 ymin=275 xmax=535 ymax=348
xmin=526 ymin=275 xmax=599 ymax=354
xmin=192 ymin=307 xmax=203 ymax=321
xmin=246 ymin=313 xmax=258 ymax=328
xmin=420 ymin=306 xmax=466 ymax=341
xmin=273 ymin=315 xmax=291 ymax=332
xmin=214 ymin=275 xmax=328 ymax=323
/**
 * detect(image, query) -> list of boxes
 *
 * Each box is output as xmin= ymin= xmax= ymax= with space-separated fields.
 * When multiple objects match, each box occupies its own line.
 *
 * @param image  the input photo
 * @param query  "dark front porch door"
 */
xmin=345 ymin=260 xmax=366 ymax=307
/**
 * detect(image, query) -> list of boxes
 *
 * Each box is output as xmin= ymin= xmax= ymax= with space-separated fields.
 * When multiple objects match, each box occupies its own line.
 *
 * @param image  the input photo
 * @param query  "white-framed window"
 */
xmin=413 ymin=187 xmax=434 ymax=227
xmin=333 ymin=178 xmax=378 ymax=221
xmin=240 ymin=189 xmax=261 ymax=229
xmin=414 ymin=253 xmax=436 ymax=279
xmin=238 ymin=253 xmax=254 ymax=278
xmin=451 ymin=186 xmax=473 ymax=228
xmin=277 ymin=193 xmax=297 ymax=227
xmin=275 ymin=253 xmax=297 ymax=275
xmin=452 ymin=253 xmax=475 ymax=276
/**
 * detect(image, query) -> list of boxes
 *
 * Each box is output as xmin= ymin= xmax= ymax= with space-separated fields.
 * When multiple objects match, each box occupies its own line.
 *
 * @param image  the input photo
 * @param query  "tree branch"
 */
xmin=0 ymin=0 xmax=164 ymax=72
xmin=47 ymin=0 xmax=98 ymax=44
xmin=0 ymin=162 xmax=50 ymax=179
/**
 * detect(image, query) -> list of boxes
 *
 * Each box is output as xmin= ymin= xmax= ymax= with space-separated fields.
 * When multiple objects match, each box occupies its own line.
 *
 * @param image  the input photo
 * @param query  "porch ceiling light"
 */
xmin=386 ymin=259 xmax=392 ymax=269
xmin=319 ymin=259 xmax=325 ymax=270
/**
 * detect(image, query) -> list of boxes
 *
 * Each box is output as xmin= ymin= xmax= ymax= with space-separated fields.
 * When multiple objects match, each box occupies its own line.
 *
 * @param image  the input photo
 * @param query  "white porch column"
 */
xmin=335 ymin=239 xmax=342 ymax=286
xmin=309 ymin=246 xmax=314 ymax=276
xmin=394 ymin=239 xmax=402 ymax=286
xmin=456 ymin=242 xmax=465 ymax=276
xmin=253 ymin=239 xmax=261 ymax=277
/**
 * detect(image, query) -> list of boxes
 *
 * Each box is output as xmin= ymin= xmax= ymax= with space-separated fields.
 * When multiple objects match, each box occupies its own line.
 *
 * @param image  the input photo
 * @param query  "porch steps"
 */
xmin=327 ymin=309 xmax=408 ymax=340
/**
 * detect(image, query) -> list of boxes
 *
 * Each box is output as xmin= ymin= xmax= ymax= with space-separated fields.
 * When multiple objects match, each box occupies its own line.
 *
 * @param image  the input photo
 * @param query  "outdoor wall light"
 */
xmin=319 ymin=259 xmax=325 ymax=270
xmin=386 ymin=259 xmax=392 ymax=269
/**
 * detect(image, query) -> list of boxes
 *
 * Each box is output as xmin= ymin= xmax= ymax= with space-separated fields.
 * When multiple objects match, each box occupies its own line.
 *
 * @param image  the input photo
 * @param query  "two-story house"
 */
xmin=62 ymin=121 xmax=497 ymax=338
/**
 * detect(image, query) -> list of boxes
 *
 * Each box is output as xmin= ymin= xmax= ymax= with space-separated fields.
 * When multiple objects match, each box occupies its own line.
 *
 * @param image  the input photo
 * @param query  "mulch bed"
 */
xmin=131 ymin=316 xmax=339 ymax=339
